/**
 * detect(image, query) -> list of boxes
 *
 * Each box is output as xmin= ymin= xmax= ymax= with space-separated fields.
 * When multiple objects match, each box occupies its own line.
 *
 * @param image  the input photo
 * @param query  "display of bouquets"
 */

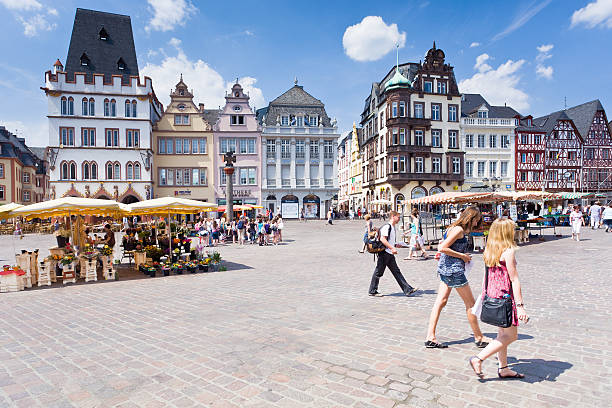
xmin=100 ymin=245 xmax=113 ymax=256
xmin=198 ymin=258 xmax=210 ymax=272
xmin=171 ymin=262 xmax=184 ymax=274
xmin=81 ymin=244 xmax=97 ymax=259
xmin=184 ymin=261 xmax=197 ymax=273
xmin=140 ymin=263 xmax=157 ymax=276
xmin=161 ymin=262 xmax=171 ymax=276
xmin=47 ymin=254 xmax=63 ymax=262
xmin=59 ymin=254 xmax=75 ymax=266
xmin=144 ymin=245 xmax=163 ymax=262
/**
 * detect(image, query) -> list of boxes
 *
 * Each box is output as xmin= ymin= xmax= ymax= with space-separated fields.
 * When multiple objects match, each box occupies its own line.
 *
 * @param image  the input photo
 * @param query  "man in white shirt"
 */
xmin=589 ymin=201 xmax=602 ymax=229
xmin=368 ymin=211 xmax=418 ymax=297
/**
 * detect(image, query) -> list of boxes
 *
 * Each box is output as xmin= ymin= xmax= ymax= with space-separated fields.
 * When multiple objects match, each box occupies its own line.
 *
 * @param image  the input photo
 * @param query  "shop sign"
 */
xmin=221 ymin=189 xmax=252 ymax=197
xmin=510 ymin=204 xmax=518 ymax=221
xmin=174 ymin=190 xmax=191 ymax=196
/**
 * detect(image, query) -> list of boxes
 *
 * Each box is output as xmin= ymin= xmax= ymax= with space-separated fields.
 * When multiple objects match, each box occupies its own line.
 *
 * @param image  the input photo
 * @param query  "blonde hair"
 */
xmin=450 ymin=206 xmax=482 ymax=233
xmin=483 ymin=218 xmax=517 ymax=267
xmin=364 ymin=214 xmax=371 ymax=221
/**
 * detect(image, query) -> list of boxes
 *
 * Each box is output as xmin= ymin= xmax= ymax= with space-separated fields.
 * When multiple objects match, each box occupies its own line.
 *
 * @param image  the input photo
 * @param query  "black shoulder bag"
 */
xmin=480 ymin=266 xmax=514 ymax=328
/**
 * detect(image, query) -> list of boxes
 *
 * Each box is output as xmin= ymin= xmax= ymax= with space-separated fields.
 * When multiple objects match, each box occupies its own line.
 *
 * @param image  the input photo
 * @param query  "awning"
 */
xmin=558 ymin=192 xmax=595 ymax=200
xmin=404 ymin=192 xmax=491 ymax=205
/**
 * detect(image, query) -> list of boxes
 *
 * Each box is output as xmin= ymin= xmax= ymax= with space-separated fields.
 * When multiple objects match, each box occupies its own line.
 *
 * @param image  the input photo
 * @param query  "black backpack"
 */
xmin=365 ymin=223 xmax=391 ymax=254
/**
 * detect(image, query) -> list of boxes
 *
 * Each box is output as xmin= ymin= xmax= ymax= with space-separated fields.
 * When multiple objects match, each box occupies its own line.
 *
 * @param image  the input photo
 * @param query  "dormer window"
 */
xmin=99 ymin=27 xmax=108 ymax=41
xmin=477 ymin=110 xmax=488 ymax=118
xmin=80 ymin=53 xmax=90 ymax=66
xmin=117 ymin=58 xmax=126 ymax=70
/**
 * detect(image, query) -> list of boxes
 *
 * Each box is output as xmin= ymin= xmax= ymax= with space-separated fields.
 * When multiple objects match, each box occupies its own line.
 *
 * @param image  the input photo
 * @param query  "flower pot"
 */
xmin=56 ymin=236 xmax=67 ymax=248
xmin=199 ymin=264 xmax=209 ymax=273
xmin=162 ymin=268 xmax=170 ymax=277
xmin=173 ymin=267 xmax=183 ymax=275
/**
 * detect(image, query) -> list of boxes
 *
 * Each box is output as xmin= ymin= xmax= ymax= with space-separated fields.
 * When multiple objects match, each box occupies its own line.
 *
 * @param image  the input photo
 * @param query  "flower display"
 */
xmin=100 ymin=245 xmax=113 ymax=256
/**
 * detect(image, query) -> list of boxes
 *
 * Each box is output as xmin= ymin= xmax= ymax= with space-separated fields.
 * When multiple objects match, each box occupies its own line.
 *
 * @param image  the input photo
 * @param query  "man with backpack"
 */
xmin=368 ymin=211 xmax=418 ymax=297
xmin=237 ymin=216 xmax=246 ymax=245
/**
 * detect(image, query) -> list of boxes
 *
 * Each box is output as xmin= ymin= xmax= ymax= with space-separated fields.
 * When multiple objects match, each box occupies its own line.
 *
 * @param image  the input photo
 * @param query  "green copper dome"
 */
xmin=384 ymin=68 xmax=411 ymax=91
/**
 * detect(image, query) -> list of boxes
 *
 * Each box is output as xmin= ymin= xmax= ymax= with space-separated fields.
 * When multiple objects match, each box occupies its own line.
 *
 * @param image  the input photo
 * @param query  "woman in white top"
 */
xmin=277 ymin=216 xmax=284 ymax=242
xmin=570 ymin=205 xmax=585 ymax=241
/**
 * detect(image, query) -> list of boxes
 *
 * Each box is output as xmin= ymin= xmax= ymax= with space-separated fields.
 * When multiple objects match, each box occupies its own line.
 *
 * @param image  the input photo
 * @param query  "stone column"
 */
xmin=304 ymin=138 xmax=311 ymax=189
xmin=275 ymin=138 xmax=281 ymax=186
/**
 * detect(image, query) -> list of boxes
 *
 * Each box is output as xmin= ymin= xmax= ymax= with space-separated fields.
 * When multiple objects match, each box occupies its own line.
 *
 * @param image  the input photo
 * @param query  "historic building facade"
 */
xmin=152 ymin=76 xmax=217 ymax=202
xmin=42 ymin=8 xmax=162 ymax=202
xmin=257 ymin=81 xmax=339 ymax=219
xmin=514 ymin=100 xmax=612 ymax=193
xmin=213 ymin=82 xmax=262 ymax=206
xmin=348 ymin=124 xmax=364 ymax=211
xmin=337 ymin=131 xmax=351 ymax=212
xmin=460 ymin=94 xmax=519 ymax=191
xmin=360 ymin=43 xmax=464 ymax=212
xmin=0 ymin=127 xmax=49 ymax=204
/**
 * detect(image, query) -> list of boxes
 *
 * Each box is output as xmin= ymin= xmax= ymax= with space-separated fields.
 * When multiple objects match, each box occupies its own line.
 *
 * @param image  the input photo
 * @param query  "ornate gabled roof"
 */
xmin=384 ymin=68 xmax=411 ymax=91
xmin=171 ymin=74 xmax=193 ymax=98
xmin=527 ymin=100 xmax=604 ymax=138
xmin=65 ymin=8 xmax=138 ymax=84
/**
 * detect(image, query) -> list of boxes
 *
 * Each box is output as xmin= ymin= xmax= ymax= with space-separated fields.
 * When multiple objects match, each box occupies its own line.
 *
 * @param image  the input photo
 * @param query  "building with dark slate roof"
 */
xmin=460 ymin=93 xmax=520 ymax=191
xmin=0 ymin=126 xmax=50 ymax=204
xmin=42 ymin=8 xmax=162 ymax=202
xmin=515 ymin=99 xmax=612 ymax=194
xmin=256 ymin=80 xmax=339 ymax=218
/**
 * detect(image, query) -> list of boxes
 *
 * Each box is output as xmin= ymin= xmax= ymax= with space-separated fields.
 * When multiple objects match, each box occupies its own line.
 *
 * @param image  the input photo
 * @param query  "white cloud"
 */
xmin=459 ymin=53 xmax=529 ymax=111
xmin=0 ymin=0 xmax=41 ymax=11
xmin=535 ymin=65 xmax=553 ymax=80
xmin=0 ymin=119 xmax=48 ymax=147
xmin=469 ymin=42 xmax=481 ymax=48
xmin=47 ymin=8 xmax=57 ymax=16
xmin=146 ymin=0 xmax=198 ymax=32
xmin=535 ymin=43 xmax=553 ymax=79
xmin=571 ymin=0 xmax=612 ymax=28
xmin=141 ymin=39 xmax=265 ymax=111
xmin=342 ymin=16 xmax=406 ymax=62
xmin=18 ymin=13 xmax=56 ymax=37
xmin=492 ymin=0 xmax=552 ymax=41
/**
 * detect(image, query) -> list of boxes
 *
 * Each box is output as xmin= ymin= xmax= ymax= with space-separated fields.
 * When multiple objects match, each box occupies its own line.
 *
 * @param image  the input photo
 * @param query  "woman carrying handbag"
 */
xmin=469 ymin=218 xmax=529 ymax=379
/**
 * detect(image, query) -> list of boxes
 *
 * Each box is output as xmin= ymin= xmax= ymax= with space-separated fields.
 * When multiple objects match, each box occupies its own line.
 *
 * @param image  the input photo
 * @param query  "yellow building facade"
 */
xmin=152 ymin=77 xmax=217 ymax=202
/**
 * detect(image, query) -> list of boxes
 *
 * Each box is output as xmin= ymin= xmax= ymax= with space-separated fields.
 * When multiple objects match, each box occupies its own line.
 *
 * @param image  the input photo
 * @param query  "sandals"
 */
xmin=424 ymin=340 xmax=448 ymax=349
xmin=498 ymin=366 xmax=525 ymax=379
xmin=468 ymin=356 xmax=484 ymax=379
xmin=474 ymin=340 xmax=489 ymax=348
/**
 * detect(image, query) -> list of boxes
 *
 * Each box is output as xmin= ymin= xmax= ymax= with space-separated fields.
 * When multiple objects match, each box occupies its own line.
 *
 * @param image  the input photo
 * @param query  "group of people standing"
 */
xmin=364 ymin=207 xmax=529 ymax=380
xmin=569 ymin=201 xmax=612 ymax=240
xmin=194 ymin=214 xmax=284 ymax=246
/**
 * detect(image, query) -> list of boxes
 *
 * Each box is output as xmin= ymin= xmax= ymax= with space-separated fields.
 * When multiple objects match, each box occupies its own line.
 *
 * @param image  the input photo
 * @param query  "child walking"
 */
xmin=405 ymin=208 xmax=428 ymax=260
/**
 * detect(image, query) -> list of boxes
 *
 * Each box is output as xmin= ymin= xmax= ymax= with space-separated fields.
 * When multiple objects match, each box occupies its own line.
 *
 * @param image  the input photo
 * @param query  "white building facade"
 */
xmin=257 ymin=82 xmax=339 ymax=218
xmin=42 ymin=9 xmax=162 ymax=202
xmin=460 ymin=94 xmax=519 ymax=191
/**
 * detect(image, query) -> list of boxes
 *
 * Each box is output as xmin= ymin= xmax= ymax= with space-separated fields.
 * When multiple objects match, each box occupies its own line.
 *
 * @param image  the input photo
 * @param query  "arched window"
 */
xmin=114 ymin=163 xmax=120 ymax=180
xmin=134 ymin=162 xmax=141 ymax=180
xmin=69 ymin=162 xmax=76 ymax=180
xmin=61 ymin=97 xmax=67 ymax=115
xmin=67 ymin=97 xmax=74 ymax=115
xmin=125 ymin=100 xmax=131 ymax=117
xmin=411 ymin=186 xmax=427 ymax=199
xmin=104 ymin=99 xmax=110 ymax=116
xmin=394 ymin=193 xmax=405 ymax=212
xmin=89 ymin=98 xmax=95 ymax=116
xmin=106 ymin=162 xmax=113 ymax=180
xmin=110 ymin=99 xmax=116 ymax=117
xmin=61 ymin=161 xmax=68 ymax=180
xmin=131 ymin=100 xmax=137 ymax=117
xmin=126 ymin=162 xmax=133 ymax=180
xmin=91 ymin=162 xmax=98 ymax=179
xmin=83 ymin=162 xmax=90 ymax=180
xmin=81 ymin=98 xmax=88 ymax=116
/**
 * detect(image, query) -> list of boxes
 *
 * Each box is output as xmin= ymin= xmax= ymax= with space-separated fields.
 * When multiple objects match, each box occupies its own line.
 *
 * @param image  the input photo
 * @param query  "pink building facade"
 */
xmin=213 ymin=82 xmax=262 ymax=205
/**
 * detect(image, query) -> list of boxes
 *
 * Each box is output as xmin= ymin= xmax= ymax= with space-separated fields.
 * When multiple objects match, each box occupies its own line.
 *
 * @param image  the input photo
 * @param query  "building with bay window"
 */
xmin=152 ymin=76 xmax=217 ymax=202
xmin=42 ymin=8 xmax=162 ymax=202
xmin=256 ymin=80 xmax=339 ymax=219
xmin=360 ymin=43 xmax=464 ymax=212
xmin=213 ymin=82 xmax=262 ymax=206
xmin=460 ymin=94 xmax=519 ymax=191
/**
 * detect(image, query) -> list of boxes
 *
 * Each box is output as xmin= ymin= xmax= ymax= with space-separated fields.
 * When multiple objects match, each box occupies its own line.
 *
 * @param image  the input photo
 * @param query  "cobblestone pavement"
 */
xmin=0 ymin=221 xmax=610 ymax=407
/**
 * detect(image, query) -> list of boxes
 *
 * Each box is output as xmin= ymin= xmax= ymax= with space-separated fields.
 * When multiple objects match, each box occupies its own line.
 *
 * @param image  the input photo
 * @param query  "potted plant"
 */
xmin=209 ymin=251 xmax=221 ymax=271
xmin=198 ymin=258 xmax=210 ymax=272
xmin=56 ymin=228 xmax=70 ymax=248
xmin=171 ymin=247 xmax=181 ymax=263
xmin=161 ymin=263 xmax=171 ymax=276
xmin=171 ymin=262 xmax=183 ymax=274
xmin=185 ymin=262 xmax=197 ymax=274
xmin=181 ymin=238 xmax=191 ymax=253
xmin=81 ymin=244 xmax=97 ymax=260
xmin=144 ymin=245 xmax=163 ymax=263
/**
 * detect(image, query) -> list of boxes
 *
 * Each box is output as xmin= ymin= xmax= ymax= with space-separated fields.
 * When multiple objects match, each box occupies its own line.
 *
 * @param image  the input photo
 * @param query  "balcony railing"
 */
xmin=311 ymin=179 xmax=320 ymax=187
xmin=462 ymin=118 xmax=517 ymax=126
xmin=281 ymin=152 xmax=291 ymax=159
xmin=296 ymin=179 xmax=305 ymax=188
xmin=324 ymin=179 xmax=334 ymax=187
xmin=281 ymin=179 xmax=291 ymax=187
xmin=266 ymin=180 xmax=276 ymax=188
xmin=266 ymin=152 xmax=276 ymax=159
xmin=387 ymin=172 xmax=463 ymax=183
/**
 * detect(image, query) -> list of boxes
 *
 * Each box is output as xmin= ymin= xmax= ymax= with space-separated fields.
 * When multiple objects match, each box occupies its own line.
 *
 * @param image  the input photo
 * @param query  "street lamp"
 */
xmin=223 ymin=151 xmax=237 ymax=222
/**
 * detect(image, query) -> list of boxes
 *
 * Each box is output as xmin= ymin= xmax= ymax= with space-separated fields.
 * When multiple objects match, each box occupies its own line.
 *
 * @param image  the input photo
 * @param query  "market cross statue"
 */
xmin=223 ymin=151 xmax=237 ymax=222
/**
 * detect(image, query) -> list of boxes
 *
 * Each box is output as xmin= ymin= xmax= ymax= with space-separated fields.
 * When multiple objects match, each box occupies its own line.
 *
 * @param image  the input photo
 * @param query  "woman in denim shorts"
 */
xmin=425 ymin=206 xmax=488 ymax=349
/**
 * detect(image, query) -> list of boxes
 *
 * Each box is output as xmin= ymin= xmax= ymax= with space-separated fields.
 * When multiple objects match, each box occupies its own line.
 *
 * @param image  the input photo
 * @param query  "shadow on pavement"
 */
xmin=446 ymin=333 xmax=534 ymax=347
xmin=222 ymin=261 xmax=254 ymax=271
xmin=386 ymin=289 xmax=437 ymax=297
xmin=481 ymin=358 xmax=572 ymax=383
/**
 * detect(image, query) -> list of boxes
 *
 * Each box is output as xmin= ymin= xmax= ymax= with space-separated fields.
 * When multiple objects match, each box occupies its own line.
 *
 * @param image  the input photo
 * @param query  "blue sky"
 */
xmin=1 ymin=0 xmax=612 ymax=146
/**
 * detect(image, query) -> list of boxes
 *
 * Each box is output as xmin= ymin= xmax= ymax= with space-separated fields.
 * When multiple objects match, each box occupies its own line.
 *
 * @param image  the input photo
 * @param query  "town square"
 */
xmin=1 ymin=0 xmax=612 ymax=407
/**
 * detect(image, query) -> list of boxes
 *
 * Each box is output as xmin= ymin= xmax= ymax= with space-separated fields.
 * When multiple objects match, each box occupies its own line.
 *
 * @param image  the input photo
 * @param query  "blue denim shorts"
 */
xmin=439 ymin=273 xmax=468 ymax=288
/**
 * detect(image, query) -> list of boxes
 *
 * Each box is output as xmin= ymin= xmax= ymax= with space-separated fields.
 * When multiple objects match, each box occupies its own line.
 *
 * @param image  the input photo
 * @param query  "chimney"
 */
xmin=199 ymin=103 xmax=205 ymax=113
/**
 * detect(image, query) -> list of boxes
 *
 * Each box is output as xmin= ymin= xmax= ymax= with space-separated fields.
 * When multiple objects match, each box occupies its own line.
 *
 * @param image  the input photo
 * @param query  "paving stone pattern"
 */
xmin=0 ymin=222 xmax=610 ymax=407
